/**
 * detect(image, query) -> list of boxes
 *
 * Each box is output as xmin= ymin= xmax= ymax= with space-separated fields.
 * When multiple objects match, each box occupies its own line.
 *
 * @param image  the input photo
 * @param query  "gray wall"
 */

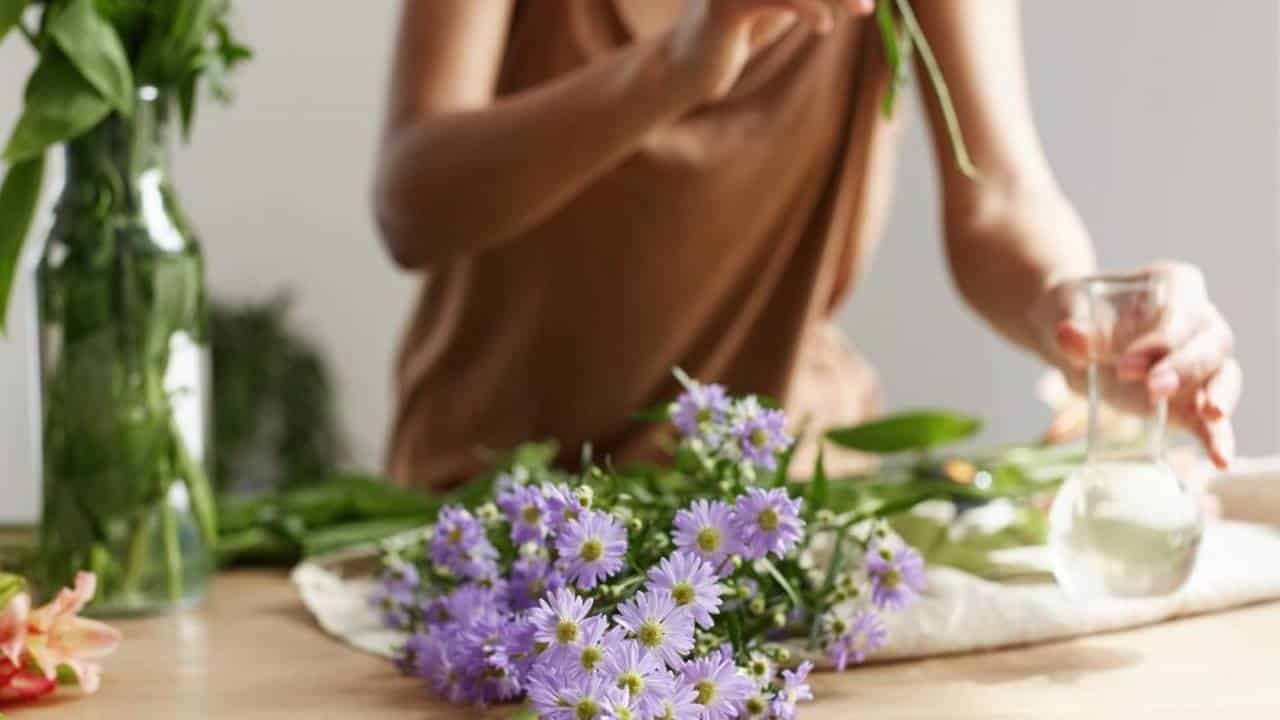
xmin=2 ymin=1 xmax=1277 ymax=523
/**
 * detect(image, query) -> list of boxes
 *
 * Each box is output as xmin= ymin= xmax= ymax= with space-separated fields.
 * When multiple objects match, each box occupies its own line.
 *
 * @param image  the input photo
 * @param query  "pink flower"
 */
xmin=23 ymin=573 xmax=122 ymax=693
xmin=0 ymin=657 xmax=56 ymax=705
xmin=0 ymin=591 xmax=29 ymax=666
xmin=0 ymin=571 xmax=122 ymax=704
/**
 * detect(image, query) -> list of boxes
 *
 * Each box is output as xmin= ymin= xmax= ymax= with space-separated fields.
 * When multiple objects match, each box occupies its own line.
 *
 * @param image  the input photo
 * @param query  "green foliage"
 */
xmin=0 ymin=154 xmax=43 ymax=331
xmin=891 ymin=504 xmax=1049 ymax=579
xmin=210 ymin=296 xmax=342 ymax=494
xmin=825 ymin=410 xmax=981 ymax=454
xmin=875 ymin=0 xmax=976 ymax=178
xmin=0 ymin=0 xmax=25 ymax=44
xmin=0 ymin=0 xmax=249 ymax=333
xmin=49 ymin=0 xmax=135 ymax=115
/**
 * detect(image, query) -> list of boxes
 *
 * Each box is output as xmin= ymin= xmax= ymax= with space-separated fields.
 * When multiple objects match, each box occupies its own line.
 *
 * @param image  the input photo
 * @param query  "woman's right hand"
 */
xmin=671 ymin=0 xmax=874 ymax=101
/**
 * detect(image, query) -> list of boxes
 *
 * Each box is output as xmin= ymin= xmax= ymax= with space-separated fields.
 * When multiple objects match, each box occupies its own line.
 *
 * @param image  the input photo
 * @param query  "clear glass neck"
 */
xmin=1079 ymin=273 xmax=1170 ymax=464
xmin=62 ymin=87 xmax=171 ymax=205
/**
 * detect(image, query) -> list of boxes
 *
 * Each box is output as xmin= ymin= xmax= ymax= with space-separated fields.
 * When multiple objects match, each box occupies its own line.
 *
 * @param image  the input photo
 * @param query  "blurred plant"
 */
xmin=211 ymin=295 xmax=343 ymax=494
xmin=0 ymin=0 xmax=251 ymax=330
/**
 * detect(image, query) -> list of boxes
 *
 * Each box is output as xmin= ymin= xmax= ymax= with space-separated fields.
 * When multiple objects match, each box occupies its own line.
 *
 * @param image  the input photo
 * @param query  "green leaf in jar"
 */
xmin=0 ymin=153 xmax=44 ymax=332
xmin=0 ymin=0 xmax=26 ymax=45
xmin=2 ymin=49 xmax=113 ymax=164
xmin=48 ymin=0 xmax=136 ymax=115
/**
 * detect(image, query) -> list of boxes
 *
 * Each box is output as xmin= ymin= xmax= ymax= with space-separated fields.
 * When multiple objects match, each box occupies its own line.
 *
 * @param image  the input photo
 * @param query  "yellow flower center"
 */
xmin=556 ymin=620 xmax=579 ymax=644
xmin=521 ymin=505 xmax=542 ymax=525
xmin=672 ymin=582 xmax=695 ymax=606
xmin=883 ymin=568 xmax=902 ymax=588
xmin=758 ymin=508 xmax=780 ymax=532
xmin=637 ymin=620 xmax=665 ymax=648
xmin=580 ymin=538 xmax=604 ymax=563
xmin=745 ymin=696 xmax=767 ymax=715
xmin=696 ymin=408 xmax=713 ymax=423
xmin=446 ymin=527 xmax=463 ymax=545
xmin=696 ymin=527 xmax=721 ymax=553
xmin=580 ymin=645 xmax=603 ymax=671
xmin=750 ymin=429 xmax=769 ymax=448
xmin=619 ymin=671 xmax=644 ymax=695
xmin=695 ymin=680 xmax=718 ymax=706
xmin=575 ymin=698 xmax=599 ymax=720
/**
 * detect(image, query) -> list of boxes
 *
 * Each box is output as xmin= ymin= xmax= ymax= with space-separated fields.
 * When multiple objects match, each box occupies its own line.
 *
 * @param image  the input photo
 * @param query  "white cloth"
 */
xmin=293 ymin=461 xmax=1280 ymax=663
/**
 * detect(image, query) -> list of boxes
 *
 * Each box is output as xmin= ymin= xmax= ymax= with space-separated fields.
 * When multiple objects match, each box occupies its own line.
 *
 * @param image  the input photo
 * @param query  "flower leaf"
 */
xmin=48 ymin=0 xmax=135 ymax=115
xmin=0 ymin=153 xmax=44 ymax=333
xmin=825 ymin=410 xmax=981 ymax=454
xmin=805 ymin=448 xmax=828 ymax=515
xmin=0 ymin=0 xmax=26 ymax=45
xmin=2 ymin=49 xmax=113 ymax=164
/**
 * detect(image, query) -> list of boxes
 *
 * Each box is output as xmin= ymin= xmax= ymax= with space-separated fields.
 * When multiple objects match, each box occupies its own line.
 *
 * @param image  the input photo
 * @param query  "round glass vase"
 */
xmin=35 ymin=88 xmax=215 ymax=615
xmin=1048 ymin=273 xmax=1203 ymax=598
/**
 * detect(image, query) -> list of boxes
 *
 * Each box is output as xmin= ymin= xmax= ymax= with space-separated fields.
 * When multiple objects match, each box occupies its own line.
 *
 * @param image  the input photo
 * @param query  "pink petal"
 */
xmin=28 ymin=572 xmax=98 ymax=633
xmin=50 ymin=616 xmax=122 ymax=660
xmin=0 ymin=593 xmax=29 ymax=665
xmin=62 ymin=659 xmax=103 ymax=694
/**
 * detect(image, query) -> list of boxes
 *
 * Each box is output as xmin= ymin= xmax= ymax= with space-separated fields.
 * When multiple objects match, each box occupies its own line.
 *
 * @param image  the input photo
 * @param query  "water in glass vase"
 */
xmin=1046 ymin=272 xmax=1204 ymax=598
xmin=1049 ymin=460 xmax=1202 ymax=597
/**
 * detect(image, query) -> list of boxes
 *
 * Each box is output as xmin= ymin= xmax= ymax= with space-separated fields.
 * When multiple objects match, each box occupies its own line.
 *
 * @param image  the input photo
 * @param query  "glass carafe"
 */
xmin=1048 ymin=273 xmax=1203 ymax=597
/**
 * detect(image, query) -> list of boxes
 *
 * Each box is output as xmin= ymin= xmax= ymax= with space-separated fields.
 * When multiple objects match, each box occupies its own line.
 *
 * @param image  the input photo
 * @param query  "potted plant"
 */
xmin=0 ymin=0 xmax=249 ymax=614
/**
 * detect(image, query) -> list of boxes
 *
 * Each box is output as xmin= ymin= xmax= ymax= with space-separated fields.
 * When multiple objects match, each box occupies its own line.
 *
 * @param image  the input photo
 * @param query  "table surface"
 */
xmin=16 ymin=569 xmax=1280 ymax=719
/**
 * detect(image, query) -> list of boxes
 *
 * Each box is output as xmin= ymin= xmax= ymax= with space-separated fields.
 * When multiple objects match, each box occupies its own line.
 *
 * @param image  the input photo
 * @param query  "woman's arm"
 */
xmin=915 ymin=0 xmax=1239 ymax=466
xmin=913 ymin=0 xmax=1094 ymax=355
xmin=375 ymin=0 xmax=870 ymax=269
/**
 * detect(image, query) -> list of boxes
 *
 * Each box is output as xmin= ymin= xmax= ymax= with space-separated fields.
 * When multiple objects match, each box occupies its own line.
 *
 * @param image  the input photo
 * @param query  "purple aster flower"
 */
xmin=431 ymin=505 xmax=498 ymax=579
xmin=412 ymin=631 xmax=470 ymax=704
xmin=395 ymin=631 xmax=433 ymax=676
xmin=543 ymin=482 xmax=591 ymax=534
xmin=601 ymin=640 xmax=674 ymax=717
xmin=526 ymin=664 xmax=576 ymax=719
xmin=652 ymin=676 xmax=703 ymax=720
xmin=672 ymin=499 xmax=738 ymax=569
xmin=559 ymin=671 xmax=626 ymax=720
xmin=680 ymin=649 xmax=755 ymax=720
xmin=461 ymin=614 xmax=523 ymax=703
xmin=508 ymin=555 xmax=564 ymax=611
xmin=498 ymin=483 xmax=550 ymax=544
xmin=731 ymin=488 xmax=804 ymax=560
xmin=826 ymin=609 xmax=888 ymax=671
xmin=671 ymin=381 xmax=731 ymax=442
xmin=530 ymin=588 xmax=595 ymax=656
xmin=499 ymin=614 xmax=540 ymax=678
xmin=613 ymin=590 xmax=696 ymax=669
xmin=865 ymin=543 xmax=927 ymax=610
xmin=552 ymin=615 xmax=617 ymax=676
xmin=742 ymin=652 xmax=774 ymax=688
xmin=770 ymin=661 xmax=814 ymax=720
xmin=646 ymin=551 xmax=724 ymax=629
xmin=730 ymin=397 xmax=792 ymax=469
xmin=370 ymin=558 xmax=420 ymax=629
xmin=738 ymin=691 xmax=774 ymax=719
xmin=556 ymin=510 xmax=628 ymax=589
xmin=600 ymin=691 xmax=642 ymax=720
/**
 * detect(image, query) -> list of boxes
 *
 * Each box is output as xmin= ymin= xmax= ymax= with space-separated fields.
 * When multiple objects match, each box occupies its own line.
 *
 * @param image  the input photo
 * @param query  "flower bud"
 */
xmin=748 ymin=597 xmax=766 ymax=615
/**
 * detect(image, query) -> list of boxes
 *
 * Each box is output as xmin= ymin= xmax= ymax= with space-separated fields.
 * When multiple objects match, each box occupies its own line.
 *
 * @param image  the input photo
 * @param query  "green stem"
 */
xmin=893 ymin=0 xmax=978 ymax=179
xmin=809 ymin=534 xmax=847 ymax=649
xmin=121 ymin=510 xmax=153 ymax=598
xmin=161 ymin=490 xmax=183 ymax=602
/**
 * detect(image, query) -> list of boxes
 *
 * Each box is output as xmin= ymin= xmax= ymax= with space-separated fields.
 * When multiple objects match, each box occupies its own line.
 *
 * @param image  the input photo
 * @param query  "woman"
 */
xmin=376 ymin=0 xmax=1240 ymax=490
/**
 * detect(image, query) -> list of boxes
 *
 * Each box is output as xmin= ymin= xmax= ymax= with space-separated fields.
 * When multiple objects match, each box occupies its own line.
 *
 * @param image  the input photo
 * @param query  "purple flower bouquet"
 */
xmin=373 ymin=371 xmax=935 ymax=719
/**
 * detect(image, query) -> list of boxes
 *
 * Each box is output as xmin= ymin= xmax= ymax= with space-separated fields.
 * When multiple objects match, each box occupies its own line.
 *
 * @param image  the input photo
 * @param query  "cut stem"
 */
xmin=893 ymin=0 xmax=978 ymax=179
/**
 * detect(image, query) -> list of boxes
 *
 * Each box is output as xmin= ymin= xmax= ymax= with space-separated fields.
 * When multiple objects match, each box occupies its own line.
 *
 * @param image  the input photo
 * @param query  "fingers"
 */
xmin=1146 ymin=317 xmax=1233 ymax=400
xmin=780 ymin=0 xmax=837 ymax=32
xmin=1200 ymin=356 xmax=1242 ymax=421
xmin=1189 ymin=412 xmax=1236 ymax=470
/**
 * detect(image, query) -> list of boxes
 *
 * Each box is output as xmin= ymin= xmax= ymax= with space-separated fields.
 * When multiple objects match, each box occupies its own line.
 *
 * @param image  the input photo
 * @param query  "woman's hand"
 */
xmin=670 ymin=0 xmax=873 ymax=101
xmin=1031 ymin=262 xmax=1241 ymax=468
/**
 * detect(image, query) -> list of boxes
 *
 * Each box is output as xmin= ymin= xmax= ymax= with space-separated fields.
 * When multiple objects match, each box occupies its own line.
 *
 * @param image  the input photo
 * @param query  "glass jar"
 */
xmin=35 ymin=87 xmax=215 ymax=615
xmin=1048 ymin=273 xmax=1203 ymax=598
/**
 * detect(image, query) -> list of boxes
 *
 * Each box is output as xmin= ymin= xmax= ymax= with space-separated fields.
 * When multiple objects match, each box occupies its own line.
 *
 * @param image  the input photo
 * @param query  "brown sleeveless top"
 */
xmin=389 ymin=2 xmax=900 ymax=490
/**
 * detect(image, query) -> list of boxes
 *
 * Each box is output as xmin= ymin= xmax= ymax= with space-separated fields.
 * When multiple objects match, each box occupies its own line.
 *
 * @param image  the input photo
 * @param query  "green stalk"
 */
xmin=893 ymin=0 xmax=978 ymax=179
xmin=120 ymin=509 xmax=153 ymax=599
xmin=161 ymin=489 xmax=183 ymax=602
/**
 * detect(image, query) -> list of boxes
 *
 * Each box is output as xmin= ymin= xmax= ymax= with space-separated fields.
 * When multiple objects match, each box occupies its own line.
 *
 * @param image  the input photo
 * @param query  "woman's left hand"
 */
xmin=1030 ymin=261 xmax=1241 ymax=468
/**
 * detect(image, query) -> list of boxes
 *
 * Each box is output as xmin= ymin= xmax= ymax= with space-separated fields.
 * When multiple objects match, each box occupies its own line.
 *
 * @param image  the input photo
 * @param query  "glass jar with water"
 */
xmin=1048 ymin=273 xmax=1204 ymax=597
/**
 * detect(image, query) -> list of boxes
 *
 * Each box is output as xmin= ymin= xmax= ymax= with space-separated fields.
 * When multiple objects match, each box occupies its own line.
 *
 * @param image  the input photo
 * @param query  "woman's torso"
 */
xmin=389 ymin=0 xmax=898 ymax=489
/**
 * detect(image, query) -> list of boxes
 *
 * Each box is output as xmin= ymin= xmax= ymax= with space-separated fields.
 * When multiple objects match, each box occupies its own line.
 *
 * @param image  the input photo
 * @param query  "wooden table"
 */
xmin=18 ymin=570 xmax=1280 ymax=719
